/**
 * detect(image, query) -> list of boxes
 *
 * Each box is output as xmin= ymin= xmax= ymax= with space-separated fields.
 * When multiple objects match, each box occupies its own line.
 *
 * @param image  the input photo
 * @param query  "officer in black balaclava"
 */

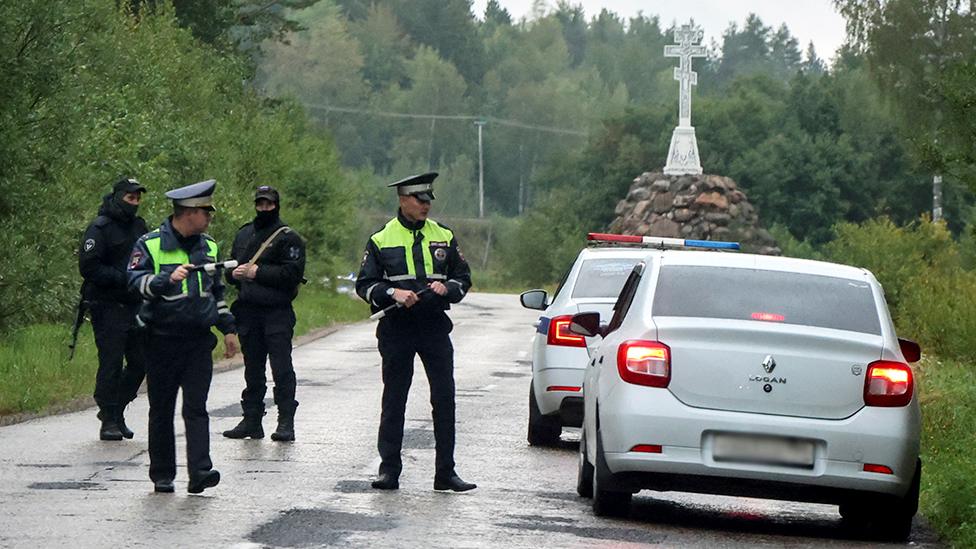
xmin=78 ymin=177 xmax=149 ymax=441
xmin=223 ymin=186 xmax=306 ymax=442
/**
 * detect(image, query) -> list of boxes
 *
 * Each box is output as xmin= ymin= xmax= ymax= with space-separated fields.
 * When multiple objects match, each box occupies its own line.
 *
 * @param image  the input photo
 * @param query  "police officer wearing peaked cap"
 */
xmin=79 ymin=177 xmax=149 ymax=441
xmin=355 ymin=172 xmax=476 ymax=492
xmin=127 ymin=178 xmax=239 ymax=494
xmin=223 ymin=185 xmax=306 ymax=442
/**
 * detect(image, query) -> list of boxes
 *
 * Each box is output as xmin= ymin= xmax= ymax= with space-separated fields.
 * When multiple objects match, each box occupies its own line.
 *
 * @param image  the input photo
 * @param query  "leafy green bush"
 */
xmin=0 ymin=2 xmax=353 ymax=331
xmin=822 ymin=217 xmax=976 ymax=360
xmin=916 ymin=357 xmax=976 ymax=548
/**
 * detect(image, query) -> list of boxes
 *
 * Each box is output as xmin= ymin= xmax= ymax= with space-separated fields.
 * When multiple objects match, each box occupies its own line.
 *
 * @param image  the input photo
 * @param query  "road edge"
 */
xmin=0 ymin=321 xmax=361 ymax=428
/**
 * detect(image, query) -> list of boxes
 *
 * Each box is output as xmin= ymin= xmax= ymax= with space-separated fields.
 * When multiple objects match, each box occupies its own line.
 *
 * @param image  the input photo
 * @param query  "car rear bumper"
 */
xmin=600 ymin=384 xmax=921 ymax=500
xmin=535 ymin=367 xmax=585 ymax=417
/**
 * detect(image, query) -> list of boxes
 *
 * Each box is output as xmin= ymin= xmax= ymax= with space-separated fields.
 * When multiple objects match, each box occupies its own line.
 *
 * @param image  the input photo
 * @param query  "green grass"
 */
xmin=917 ymin=356 xmax=976 ymax=547
xmin=0 ymin=287 xmax=368 ymax=417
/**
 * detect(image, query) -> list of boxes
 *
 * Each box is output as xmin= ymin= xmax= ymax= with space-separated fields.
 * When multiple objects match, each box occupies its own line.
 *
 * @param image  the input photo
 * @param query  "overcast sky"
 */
xmin=471 ymin=0 xmax=849 ymax=60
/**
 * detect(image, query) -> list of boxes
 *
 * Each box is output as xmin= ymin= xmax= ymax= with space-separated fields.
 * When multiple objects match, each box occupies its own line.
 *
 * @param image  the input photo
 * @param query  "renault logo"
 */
xmin=761 ymin=355 xmax=776 ymax=373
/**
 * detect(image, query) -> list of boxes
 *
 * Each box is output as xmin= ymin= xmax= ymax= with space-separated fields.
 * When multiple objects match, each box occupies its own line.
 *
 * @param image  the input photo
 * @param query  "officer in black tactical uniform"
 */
xmin=128 ymin=179 xmax=239 ymax=494
xmin=355 ymin=172 xmax=476 ymax=492
xmin=222 ymin=185 xmax=306 ymax=442
xmin=79 ymin=177 xmax=149 ymax=441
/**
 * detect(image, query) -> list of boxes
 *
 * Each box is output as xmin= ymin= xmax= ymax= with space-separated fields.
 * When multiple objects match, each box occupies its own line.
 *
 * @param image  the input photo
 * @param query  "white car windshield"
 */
xmin=652 ymin=265 xmax=882 ymax=335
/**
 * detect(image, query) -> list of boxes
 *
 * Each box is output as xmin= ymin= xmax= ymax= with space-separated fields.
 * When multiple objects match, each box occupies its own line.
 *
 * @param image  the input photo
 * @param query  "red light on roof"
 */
xmin=863 ymin=463 xmax=893 ymax=474
xmin=587 ymin=232 xmax=643 ymax=243
xmin=751 ymin=312 xmax=785 ymax=322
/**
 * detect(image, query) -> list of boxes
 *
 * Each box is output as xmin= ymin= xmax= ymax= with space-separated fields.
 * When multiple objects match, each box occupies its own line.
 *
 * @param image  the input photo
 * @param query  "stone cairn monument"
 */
xmin=608 ymin=22 xmax=780 ymax=255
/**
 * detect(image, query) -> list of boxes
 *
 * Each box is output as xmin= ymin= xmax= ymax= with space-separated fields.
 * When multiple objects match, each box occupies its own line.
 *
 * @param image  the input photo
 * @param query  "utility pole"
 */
xmin=933 ymin=174 xmax=943 ymax=222
xmin=474 ymin=119 xmax=486 ymax=218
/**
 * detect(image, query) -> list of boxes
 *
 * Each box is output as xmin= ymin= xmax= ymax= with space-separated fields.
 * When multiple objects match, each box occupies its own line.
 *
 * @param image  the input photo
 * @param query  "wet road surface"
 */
xmin=0 ymin=293 xmax=943 ymax=547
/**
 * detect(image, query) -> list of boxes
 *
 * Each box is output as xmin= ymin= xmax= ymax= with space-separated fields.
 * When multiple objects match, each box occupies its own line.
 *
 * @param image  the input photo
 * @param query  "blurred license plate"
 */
xmin=713 ymin=434 xmax=814 ymax=468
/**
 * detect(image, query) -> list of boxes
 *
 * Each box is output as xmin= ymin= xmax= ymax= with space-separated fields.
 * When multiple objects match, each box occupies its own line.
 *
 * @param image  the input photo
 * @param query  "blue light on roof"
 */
xmin=684 ymin=239 xmax=741 ymax=250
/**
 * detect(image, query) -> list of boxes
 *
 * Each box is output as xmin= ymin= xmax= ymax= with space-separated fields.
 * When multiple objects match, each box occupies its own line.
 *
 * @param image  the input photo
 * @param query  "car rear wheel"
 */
xmin=577 ymin=429 xmax=594 ymax=498
xmin=840 ymin=459 xmax=919 ymax=542
xmin=592 ymin=429 xmax=631 ymax=517
xmin=527 ymin=382 xmax=561 ymax=446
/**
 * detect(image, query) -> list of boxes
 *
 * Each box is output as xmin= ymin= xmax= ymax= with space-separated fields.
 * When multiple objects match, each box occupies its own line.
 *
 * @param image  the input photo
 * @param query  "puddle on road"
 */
xmin=333 ymin=479 xmax=372 ymax=493
xmin=29 ymin=481 xmax=105 ymax=491
xmin=249 ymin=508 xmax=395 ymax=547
xmin=497 ymin=514 xmax=665 ymax=544
xmin=92 ymin=461 xmax=141 ymax=468
xmin=210 ymin=398 xmax=274 ymax=417
xmin=402 ymin=427 xmax=435 ymax=449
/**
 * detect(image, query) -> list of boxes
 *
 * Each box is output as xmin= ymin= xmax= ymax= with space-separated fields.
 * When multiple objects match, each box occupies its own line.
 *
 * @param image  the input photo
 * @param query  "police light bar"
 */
xmin=587 ymin=233 xmax=740 ymax=250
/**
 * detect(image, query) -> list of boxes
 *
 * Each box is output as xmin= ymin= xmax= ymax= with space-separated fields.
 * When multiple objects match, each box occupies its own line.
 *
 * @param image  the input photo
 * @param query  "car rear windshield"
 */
xmin=652 ymin=266 xmax=882 ymax=335
xmin=571 ymin=258 xmax=642 ymax=299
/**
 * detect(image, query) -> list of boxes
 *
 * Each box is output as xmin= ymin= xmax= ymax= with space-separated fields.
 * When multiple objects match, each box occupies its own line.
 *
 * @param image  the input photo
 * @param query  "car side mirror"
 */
xmin=569 ymin=312 xmax=603 ymax=338
xmin=520 ymin=289 xmax=548 ymax=311
xmin=898 ymin=338 xmax=921 ymax=363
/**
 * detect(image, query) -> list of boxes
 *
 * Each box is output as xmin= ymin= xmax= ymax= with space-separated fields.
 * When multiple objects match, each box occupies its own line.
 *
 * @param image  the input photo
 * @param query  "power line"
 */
xmin=303 ymin=103 xmax=588 ymax=137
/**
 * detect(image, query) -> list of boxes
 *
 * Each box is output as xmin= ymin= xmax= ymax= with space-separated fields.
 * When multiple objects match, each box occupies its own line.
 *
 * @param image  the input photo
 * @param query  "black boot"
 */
xmin=434 ymin=473 xmax=477 ymax=492
xmin=187 ymin=469 xmax=220 ymax=494
xmin=270 ymin=402 xmax=298 ymax=442
xmin=222 ymin=403 xmax=264 ymax=439
xmin=117 ymin=406 xmax=134 ymax=439
xmin=98 ymin=408 xmax=123 ymax=441
xmin=371 ymin=473 xmax=399 ymax=490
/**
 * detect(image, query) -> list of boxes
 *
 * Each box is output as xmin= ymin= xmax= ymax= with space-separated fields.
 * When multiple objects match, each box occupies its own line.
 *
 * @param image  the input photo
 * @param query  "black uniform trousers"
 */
xmin=145 ymin=331 xmax=216 ymax=482
xmin=376 ymin=315 xmax=456 ymax=479
xmin=90 ymin=301 xmax=146 ymax=415
xmin=234 ymin=303 xmax=297 ymax=414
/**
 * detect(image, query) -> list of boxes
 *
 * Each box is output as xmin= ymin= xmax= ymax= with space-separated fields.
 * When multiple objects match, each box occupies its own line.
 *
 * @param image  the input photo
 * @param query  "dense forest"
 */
xmin=1 ymin=0 xmax=975 ymax=321
xmin=250 ymin=0 xmax=975 ymax=284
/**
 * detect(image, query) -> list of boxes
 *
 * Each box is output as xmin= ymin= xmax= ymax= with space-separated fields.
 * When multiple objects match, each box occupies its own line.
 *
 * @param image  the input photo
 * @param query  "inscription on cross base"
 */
xmin=664 ymin=24 xmax=706 ymax=126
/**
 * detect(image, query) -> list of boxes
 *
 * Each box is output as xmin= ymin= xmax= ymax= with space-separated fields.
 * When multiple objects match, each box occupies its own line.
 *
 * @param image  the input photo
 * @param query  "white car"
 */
xmin=572 ymin=243 xmax=921 ymax=541
xmin=519 ymin=246 xmax=645 ymax=445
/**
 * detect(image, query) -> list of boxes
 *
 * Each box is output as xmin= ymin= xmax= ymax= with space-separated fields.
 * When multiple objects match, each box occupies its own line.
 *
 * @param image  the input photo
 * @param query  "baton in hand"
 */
xmin=187 ymin=260 xmax=239 ymax=275
xmin=370 ymin=287 xmax=431 ymax=320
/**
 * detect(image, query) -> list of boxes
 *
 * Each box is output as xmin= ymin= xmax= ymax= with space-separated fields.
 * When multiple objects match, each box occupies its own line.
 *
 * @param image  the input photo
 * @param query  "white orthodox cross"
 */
xmin=664 ymin=24 xmax=706 ymax=126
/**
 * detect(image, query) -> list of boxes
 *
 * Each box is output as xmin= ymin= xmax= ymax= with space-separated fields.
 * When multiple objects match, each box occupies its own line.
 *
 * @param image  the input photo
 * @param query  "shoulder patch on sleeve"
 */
xmin=128 ymin=250 xmax=143 ymax=270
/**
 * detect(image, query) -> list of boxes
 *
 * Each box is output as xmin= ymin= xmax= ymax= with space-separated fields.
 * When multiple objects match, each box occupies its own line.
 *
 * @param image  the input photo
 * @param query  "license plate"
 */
xmin=712 ymin=433 xmax=815 ymax=468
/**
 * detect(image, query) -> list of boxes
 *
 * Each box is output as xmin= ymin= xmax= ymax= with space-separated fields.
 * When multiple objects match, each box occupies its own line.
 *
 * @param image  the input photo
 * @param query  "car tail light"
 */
xmin=547 ymin=315 xmax=587 ymax=347
xmin=863 ymin=463 xmax=893 ymax=474
xmin=630 ymin=444 xmax=662 ymax=453
xmin=546 ymin=385 xmax=581 ymax=392
xmin=863 ymin=360 xmax=914 ymax=407
xmin=617 ymin=340 xmax=670 ymax=387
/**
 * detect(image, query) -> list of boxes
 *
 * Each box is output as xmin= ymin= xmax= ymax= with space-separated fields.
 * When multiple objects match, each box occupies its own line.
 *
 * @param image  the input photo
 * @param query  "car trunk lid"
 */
xmin=656 ymin=317 xmax=882 ymax=419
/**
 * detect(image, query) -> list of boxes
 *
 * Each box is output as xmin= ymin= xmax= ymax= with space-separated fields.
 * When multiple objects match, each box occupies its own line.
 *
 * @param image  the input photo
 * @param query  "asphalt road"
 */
xmin=0 ymin=293 xmax=943 ymax=548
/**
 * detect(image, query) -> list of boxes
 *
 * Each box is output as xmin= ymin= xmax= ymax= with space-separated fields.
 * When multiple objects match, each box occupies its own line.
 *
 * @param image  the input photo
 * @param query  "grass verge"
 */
xmin=917 ymin=356 xmax=976 ymax=547
xmin=0 ymin=287 xmax=368 ymax=417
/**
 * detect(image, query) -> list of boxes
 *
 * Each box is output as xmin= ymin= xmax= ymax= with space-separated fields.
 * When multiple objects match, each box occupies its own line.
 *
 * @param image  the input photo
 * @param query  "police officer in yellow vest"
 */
xmin=355 ymin=172 xmax=476 ymax=492
xmin=128 ymin=179 xmax=239 ymax=494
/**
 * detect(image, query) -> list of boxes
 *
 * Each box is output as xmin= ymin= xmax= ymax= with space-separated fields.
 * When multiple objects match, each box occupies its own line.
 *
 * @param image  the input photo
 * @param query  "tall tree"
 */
xmin=835 ymin=0 xmax=976 ymax=188
xmin=554 ymin=2 xmax=587 ymax=67
xmin=389 ymin=0 xmax=486 ymax=85
xmin=125 ymin=0 xmax=321 ymax=49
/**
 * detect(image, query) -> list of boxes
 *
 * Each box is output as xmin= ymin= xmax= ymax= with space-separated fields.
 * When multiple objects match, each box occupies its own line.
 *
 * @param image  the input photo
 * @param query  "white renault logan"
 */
xmin=573 ymin=244 xmax=921 ymax=541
